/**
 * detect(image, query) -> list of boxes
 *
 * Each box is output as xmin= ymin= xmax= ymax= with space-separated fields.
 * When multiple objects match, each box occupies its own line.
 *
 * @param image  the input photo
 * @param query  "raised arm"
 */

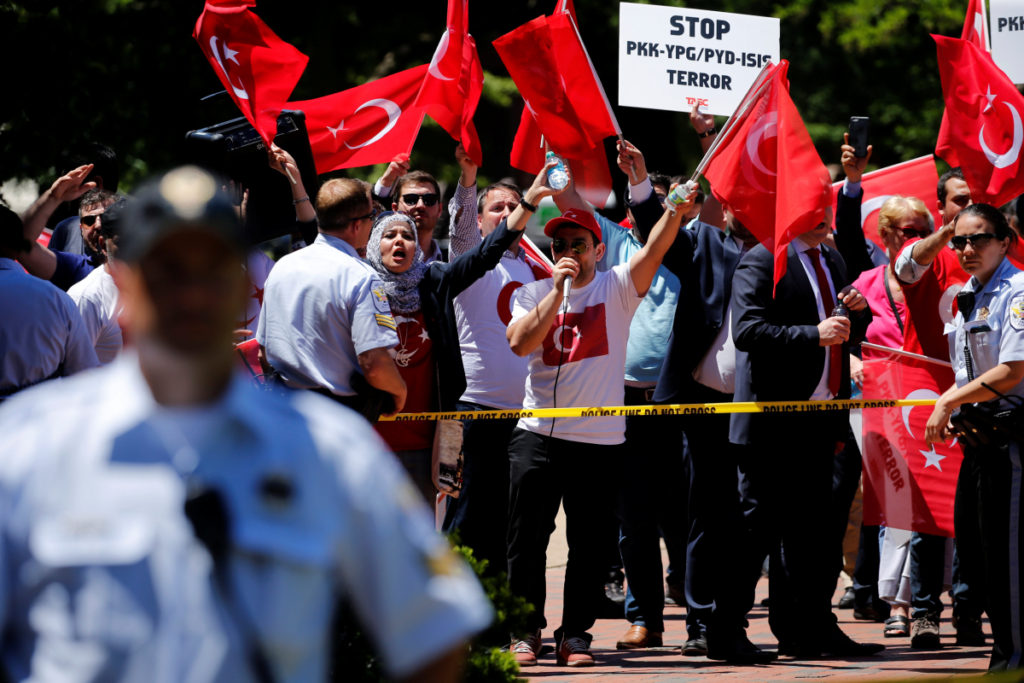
xmin=447 ymin=143 xmax=481 ymax=259
xmin=628 ymin=187 xmax=695 ymax=297
xmin=833 ymin=133 xmax=875 ymax=281
xmin=17 ymin=165 xmax=97 ymax=280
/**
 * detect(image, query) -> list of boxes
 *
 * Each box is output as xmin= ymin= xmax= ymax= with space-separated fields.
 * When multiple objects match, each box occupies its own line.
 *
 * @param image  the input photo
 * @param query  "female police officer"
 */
xmin=925 ymin=203 xmax=1024 ymax=672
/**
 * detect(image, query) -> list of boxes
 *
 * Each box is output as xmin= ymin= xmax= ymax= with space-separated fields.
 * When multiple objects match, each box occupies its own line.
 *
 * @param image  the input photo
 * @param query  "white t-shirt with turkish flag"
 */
xmin=510 ymin=263 xmax=642 ymax=445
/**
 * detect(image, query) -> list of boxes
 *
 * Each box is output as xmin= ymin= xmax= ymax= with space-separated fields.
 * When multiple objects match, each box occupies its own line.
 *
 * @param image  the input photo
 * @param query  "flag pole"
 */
xmin=861 ymin=342 xmax=953 ymax=368
xmin=689 ymin=61 xmax=777 ymax=182
xmin=562 ymin=10 xmax=637 ymax=183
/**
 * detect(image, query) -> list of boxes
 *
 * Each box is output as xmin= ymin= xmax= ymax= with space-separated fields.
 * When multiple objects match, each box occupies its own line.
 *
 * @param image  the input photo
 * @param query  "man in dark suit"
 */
xmin=729 ymin=213 xmax=883 ymax=658
xmin=639 ymin=203 xmax=773 ymax=663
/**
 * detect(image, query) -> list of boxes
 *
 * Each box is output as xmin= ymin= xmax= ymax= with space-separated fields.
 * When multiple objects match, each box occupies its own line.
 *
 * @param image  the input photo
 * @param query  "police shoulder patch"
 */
xmin=371 ymin=286 xmax=391 ymax=315
xmin=1009 ymin=293 xmax=1024 ymax=331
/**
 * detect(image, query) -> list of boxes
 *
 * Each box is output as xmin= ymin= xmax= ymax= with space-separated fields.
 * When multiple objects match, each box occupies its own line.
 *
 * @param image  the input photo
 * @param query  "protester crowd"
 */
xmin=1 ymin=97 xmax=1023 ymax=680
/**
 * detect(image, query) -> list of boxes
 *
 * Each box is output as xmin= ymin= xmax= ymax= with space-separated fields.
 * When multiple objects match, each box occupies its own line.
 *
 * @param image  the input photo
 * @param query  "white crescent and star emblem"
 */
xmin=742 ymin=112 xmax=778 ymax=193
xmin=428 ymin=29 xmax=455 ymax=81
xmin=901 ymin=389 xmax=954 ymax=471
xmin=327 ymin=99 xmax=403 ymax=150
xmin=209 ymin=35 xmax=249 ymax=100
xmin=551 ymin=324 xmax=581 ymax=354
xmin=978 ymin=86 xmax=1023 ymax=169
xmin=860 ymin=194 xmax=894 ymax=230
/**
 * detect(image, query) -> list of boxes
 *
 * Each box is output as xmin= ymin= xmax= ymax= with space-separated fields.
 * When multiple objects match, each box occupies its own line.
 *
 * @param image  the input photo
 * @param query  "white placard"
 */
xmin=990 ymin=0 xmax=1024 ymax=83
xmin=618 ymin=2 xmax=780 ymax=116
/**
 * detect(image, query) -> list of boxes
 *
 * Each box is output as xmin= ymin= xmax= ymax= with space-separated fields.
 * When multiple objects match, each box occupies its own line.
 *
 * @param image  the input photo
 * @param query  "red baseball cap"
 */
xmin=543 ymin=208 xmax=602 ymax=242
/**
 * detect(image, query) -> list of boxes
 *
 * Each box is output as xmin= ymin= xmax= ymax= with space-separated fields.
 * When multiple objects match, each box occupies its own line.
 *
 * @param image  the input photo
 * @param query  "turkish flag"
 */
xmin=541 ymin=304 xmax=609 ymax=366
xmin=193 ymin=1 xmax=309 ymax=146
xmin=830 ymin=156 xmax=940 ymax=252
xmin=521 ymin=234 xmax=554 ymax=279
xmin=933 ymin=35 xmax=1024 ymax=207
xmin=861 ymin=357 xmax=963 ymax=536
xmin=414 ymin=0 xmax=485 ymax=165
xmin=703 ymin=60 xmax=832 ymax=290
xmin=289 ymin=65 xmax=428 ymax=173
xmin=935 ymin=0 xmax=989 ymax=167
xmin=499 ymin=3 xmax=617 ymax=208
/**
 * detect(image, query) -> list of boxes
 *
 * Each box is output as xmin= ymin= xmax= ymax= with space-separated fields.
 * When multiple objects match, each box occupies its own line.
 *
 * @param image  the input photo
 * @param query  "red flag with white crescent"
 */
xmin=936 ymin=0 xmax=991 ymax=167
xmin=193 ymin=1 xmax=309 ymax=146
xmin=499 ymin=0 xmax=617 ymax=208
xmin=861 ymin=357 xmax=963 ymax=536
xmin=703 ymin=60 xmax=832 ymax=290
xmin=830 ymin=156 xmax=940 ymax=252
xmin=290 ymin=65 xmax=428 ymax=173
xmin=933 ymin=35 xmax=1024 ymax=207
xmin=414 ymin=0 xmax=485 ymax=165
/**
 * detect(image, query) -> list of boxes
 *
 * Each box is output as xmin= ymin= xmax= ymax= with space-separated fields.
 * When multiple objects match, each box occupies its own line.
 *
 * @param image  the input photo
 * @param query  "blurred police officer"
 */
xmin=0 ymin=167 xmax=492 ymax=683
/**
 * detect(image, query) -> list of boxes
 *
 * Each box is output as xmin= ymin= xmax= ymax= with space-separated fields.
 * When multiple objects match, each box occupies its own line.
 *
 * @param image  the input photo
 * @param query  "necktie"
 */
xmin=807 ymin=247 xmax=842 ymax=397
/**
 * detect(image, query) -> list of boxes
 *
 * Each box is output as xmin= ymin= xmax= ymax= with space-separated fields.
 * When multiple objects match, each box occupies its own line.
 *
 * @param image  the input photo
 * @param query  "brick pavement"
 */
xmin=519 ymin=509 xmax=993 ymax=681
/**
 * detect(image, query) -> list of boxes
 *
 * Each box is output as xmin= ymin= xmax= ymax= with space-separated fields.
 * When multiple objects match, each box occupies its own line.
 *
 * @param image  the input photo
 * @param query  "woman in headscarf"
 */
xmin=365 ymin=163 xmax=561 ymax=502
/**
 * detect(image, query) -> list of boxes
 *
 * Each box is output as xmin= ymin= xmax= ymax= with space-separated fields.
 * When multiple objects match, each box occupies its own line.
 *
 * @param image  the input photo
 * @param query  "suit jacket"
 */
xmin=729 ymin=240 xmax=871 ymax=445
xmin=636 ymin=216 xmax=744 ymax=404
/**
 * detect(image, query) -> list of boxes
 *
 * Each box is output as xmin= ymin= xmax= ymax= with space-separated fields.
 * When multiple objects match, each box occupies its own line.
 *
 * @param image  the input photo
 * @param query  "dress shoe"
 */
xmin=616 ymin=624 xmax=663 ymax=650
xmin=819 ymin=627 xmax=886 ymax=657
xmin=837 ymin=586 xmax=856 ymax=609
xmin=953 ymin=613 xmax=986 ymax=646
xmin=706 ymin=634 xmax=777 ymax=664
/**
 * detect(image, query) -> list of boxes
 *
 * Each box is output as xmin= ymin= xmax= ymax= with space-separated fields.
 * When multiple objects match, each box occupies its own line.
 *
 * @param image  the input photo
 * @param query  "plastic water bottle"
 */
xmin=665 ymin=180 xmax=698 ymax=214
xmin=546 ymin=151 xmax=569 ymax=190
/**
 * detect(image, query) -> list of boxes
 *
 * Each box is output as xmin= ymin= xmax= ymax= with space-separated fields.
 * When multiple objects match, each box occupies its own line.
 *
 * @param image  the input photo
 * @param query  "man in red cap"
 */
xmin=505 ymin=185 xmax=694 ymax=667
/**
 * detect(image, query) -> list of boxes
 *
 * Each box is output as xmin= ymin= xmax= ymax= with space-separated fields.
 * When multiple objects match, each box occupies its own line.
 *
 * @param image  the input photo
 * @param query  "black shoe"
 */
xmin=681 ymin=634 xmax=708 ymax=657
xmin=820 ymin=627 xmax=886 ymax=657
xmin=953 ymin=614 xmax=986 ymax=646
xmin=706 ymin=634 xmax=777 ymax=664
xmin=838 ymin=587 xmax=856 ymax=609
xmin=792 ymin=627 xmax=885 ymax=659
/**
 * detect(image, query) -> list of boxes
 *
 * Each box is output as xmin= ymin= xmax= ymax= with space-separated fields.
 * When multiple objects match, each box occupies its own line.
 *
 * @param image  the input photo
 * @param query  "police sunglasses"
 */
xmin=950 ymin=233 xmax=997 ymax=250
xmin=400 ymin=192 xmax=440 ymax=207
xmin=551 ymin=238 xmax=590 ymax=255
xmin=80 ymin=214 xmax=103 ymax=227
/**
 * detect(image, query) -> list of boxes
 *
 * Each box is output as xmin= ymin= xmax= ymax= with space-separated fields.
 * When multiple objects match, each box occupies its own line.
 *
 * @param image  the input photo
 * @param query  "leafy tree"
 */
xmin=0 ymin=0 xmax=971 ymax=205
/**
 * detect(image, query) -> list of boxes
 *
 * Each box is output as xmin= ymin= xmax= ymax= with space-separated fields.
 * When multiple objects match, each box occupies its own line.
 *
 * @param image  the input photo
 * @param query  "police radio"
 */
xmin=185 ymin=109 xmax=320 ymax=245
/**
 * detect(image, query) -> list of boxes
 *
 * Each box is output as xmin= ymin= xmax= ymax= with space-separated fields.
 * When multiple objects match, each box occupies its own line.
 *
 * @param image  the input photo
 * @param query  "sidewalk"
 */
xmin=525 ymin=506 xmax=992 ymax=681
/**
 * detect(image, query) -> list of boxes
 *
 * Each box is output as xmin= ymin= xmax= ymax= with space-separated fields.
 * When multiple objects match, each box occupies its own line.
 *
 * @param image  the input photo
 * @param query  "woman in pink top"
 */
xmin=849 ymin=195 xmax=933 ymax=637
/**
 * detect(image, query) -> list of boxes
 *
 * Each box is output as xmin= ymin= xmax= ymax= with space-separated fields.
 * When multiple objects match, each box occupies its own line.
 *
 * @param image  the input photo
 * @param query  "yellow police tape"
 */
xmin=378 ymin=398 xmax=938 ymax=422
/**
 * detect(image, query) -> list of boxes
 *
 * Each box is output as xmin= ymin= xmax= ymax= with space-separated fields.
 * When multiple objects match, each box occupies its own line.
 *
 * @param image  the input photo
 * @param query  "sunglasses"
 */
xmin=897 ymin=227 xmax=930 ymax=239
xmin=951 ymin=233 xmax=998 ymax=250
xmin=80 ymin=214 xmax=103 ymax=227
xmin=551 ymin=238 xmax=591 ymax=255
xmin=400 ymin=192 xmax=439 ymax=207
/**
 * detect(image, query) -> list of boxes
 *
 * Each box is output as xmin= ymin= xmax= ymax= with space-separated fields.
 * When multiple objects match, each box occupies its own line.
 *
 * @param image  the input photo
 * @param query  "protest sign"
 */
xmin=618 ymin=2 xmax=780 ymax=116
xmin=990 ymin=0 xmax=1024 ymax=83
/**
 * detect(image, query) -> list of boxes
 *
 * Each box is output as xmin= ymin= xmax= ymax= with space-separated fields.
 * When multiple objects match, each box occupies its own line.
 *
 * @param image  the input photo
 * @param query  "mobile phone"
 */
xmin=849 ymin=116 xmax=870 ymax=158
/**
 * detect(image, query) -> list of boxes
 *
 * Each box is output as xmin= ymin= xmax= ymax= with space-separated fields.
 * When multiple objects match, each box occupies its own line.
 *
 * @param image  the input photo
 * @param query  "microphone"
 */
xmin=562 ymin=275 xmax=573 ymax=310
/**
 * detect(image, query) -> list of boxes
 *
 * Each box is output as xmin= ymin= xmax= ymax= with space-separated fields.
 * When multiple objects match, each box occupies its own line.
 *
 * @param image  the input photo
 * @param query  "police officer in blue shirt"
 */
xmin=925 ymin=203 xmax=1024 ymax=672
xmin=0 ymin=167 xmax=492 ymax=683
